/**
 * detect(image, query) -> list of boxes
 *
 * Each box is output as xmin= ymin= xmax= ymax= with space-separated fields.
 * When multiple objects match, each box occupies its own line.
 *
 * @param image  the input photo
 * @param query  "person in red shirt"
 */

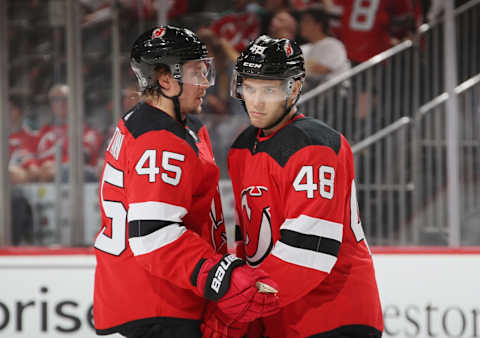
xmin=35 ymin=84 xmax=103 ymax=182
xmin=333 ymin=0 xmax=416 ymax=64
xmin=225 ymin=35 xmax=383 ymax=337
xmin=8 ymin=95 xmax=39 ymax=184
xmin=93 ymin=26 xmax=280 ymax=338
xmin=8 ymin=95 xmax=37 ymax=245
xmin=210 ymin=0 xmax=261 ymax=54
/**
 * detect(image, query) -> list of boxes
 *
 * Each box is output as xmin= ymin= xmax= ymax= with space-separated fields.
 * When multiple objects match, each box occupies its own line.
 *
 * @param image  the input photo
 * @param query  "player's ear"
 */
xmin=153 ymin=64 xmax=174 ymax=90
xmin=157 ymin=71 xmax=174 ymax=90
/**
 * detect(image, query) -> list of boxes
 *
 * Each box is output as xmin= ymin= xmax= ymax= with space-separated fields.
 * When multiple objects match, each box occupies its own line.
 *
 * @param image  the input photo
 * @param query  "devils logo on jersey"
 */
xmin=210 ymin=187 xmax=226 ymax=252
xmin=240 ymin=186 xmax=273 ymax=266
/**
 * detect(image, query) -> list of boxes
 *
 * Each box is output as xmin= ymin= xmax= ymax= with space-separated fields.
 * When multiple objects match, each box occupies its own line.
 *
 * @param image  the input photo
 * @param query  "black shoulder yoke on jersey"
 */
xmin=123 ymin=102 xmax=201 ymax=155
xmin=231 ymin=116 xmax=341 ymax=167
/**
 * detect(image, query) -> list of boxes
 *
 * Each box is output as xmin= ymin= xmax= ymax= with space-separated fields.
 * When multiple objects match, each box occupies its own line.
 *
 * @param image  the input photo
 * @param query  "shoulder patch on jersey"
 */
xmin=123 ymin=102 xmax=198 ymax=155
xmin=231 ymin=117 xmax=341 ymax=167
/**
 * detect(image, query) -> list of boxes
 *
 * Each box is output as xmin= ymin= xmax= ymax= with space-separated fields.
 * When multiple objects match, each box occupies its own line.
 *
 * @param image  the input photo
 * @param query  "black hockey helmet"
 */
xmin=234 ymin=35 xmax=304 ymax=82
xmin=130 ymin=25 xmax=214 ymax=90
xmin=231 ymin=35 xmax=305 ymax=129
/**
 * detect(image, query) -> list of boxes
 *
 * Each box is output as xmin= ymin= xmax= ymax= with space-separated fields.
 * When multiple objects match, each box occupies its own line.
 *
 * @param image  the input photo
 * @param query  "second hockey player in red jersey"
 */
xmin=93 ymin=26 xmax=279 ymax=338
xmin=225 ymin=35 xmax=383 ymax=337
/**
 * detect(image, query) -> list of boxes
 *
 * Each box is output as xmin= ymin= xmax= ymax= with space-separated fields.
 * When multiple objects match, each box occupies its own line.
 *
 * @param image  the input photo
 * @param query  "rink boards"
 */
xmin=0 ymin=247 xmax=479 ymax=338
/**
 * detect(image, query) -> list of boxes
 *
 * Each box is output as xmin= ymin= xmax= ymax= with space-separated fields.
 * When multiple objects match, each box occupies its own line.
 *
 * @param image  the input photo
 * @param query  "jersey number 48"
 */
xmin=293 ymin=165 xmax=335 ymax=199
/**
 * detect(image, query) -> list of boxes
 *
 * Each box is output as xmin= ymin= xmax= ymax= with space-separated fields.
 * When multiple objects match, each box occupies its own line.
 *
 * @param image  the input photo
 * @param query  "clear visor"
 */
xmin=181 ymin=57 xmax=215 ymax=87
xmin=231 ymin=70 xmax=292 ymax=104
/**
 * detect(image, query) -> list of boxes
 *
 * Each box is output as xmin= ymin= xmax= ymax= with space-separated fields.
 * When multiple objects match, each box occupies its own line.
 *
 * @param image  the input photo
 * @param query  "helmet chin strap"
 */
xmin=153 ymin=80 xmax=185 ymax=126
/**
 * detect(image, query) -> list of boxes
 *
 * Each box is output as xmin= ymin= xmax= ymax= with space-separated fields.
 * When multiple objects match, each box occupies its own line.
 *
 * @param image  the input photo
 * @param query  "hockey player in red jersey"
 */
xmin=93 ymin=26 xmax=280 ymax=338
xmin=225 ymin=35 xmax=383 ymax=337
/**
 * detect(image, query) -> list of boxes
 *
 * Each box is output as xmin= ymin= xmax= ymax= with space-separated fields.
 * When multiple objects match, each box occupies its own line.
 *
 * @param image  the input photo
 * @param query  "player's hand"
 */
xmin=201 ymin=302 xmax=248 ymax=338
xmin=191 ymin=254 xmax=280 ymax=323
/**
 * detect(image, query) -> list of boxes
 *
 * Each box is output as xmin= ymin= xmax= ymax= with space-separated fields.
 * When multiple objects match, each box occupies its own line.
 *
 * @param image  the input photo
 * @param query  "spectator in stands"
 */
xmin=299 ymin=6 xmax=350 ymax=88
xmin=210 ymin=0 xmax=261 ymax=53
xmin=332 ymin=0 xmax=417 ymax=65
xmin=269 ymin=9 xmax=298 ymax=39
xmin=327 ymin=0 xmax=419 ymax=137
xmin=8 ymin=95 xmax=36 ymax=245
xmin=8 ymin=95 xmax=39 ymax=184
xmin=258 ymin=0 xmax=291 ymax=35
xmin=36 ymin=84 xmax=103 ymax=182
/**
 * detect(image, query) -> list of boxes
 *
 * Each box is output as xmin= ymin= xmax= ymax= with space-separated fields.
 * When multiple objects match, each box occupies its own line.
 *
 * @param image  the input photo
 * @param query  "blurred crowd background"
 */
xmin=2 ymin=0 xmax=479 ymax=248
xmin=5 ymin=0 xmax=441 ymax=183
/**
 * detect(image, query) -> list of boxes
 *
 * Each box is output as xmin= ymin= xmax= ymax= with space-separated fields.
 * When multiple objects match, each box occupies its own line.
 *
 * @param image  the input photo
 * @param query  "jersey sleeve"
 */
xmin=196 ymin=124 xmax=228 ymax=255
xmin=261 ymin=144 xmax=349 ymax=307
xmin=125 ymin=130 xmax=216 ymax=292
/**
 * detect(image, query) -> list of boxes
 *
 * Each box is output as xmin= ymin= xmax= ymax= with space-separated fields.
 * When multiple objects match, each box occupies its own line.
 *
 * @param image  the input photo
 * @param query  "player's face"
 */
xmin=242 ymin=78 xmax=287 ymax=129
xmin=179 ymin=60 xmax=213 ymax=114
xmin=300 ymin=14 xmax=316 ymax=40
xmin=49 ymin=94 xmax=68 ymax=121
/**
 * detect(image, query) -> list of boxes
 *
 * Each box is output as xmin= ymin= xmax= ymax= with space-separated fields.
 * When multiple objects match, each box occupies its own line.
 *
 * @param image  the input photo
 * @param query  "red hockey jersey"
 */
xmin=228 ymin=114 xmax=383 ymax=337
xmin=36 ymin=123 xmax=103 ymax=167
xmin=211 ymin=12 xmax=260 ymax=53
xmin=8 ymin=126 xmax=38 ymax=170
xmin=94 ymin=102 xmax=226 ymax=334
xmin=333 ymin=0 xmax=414 ymax=62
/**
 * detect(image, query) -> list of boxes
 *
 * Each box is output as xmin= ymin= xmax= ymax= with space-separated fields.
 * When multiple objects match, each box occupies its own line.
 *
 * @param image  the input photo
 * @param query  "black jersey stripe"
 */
xmin=128 ymin=220 xmax=180 ymax=238
xmin=96 ymin=316 xmax=201 ymax=336
xmin=279 ymin=229 xmax=341 ymax=257
xmin=308 ymin=324 xmax=382 ymax=338
xmin=234 ymin=224 xmax=244 ymax=241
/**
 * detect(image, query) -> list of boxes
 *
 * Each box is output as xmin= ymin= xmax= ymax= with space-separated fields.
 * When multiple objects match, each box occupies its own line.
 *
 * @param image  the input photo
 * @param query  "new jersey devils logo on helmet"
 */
xmin=151 ymin=27 xmax=166 ymax=39
xmin=284 ymin=41 xmax=293 ymax=57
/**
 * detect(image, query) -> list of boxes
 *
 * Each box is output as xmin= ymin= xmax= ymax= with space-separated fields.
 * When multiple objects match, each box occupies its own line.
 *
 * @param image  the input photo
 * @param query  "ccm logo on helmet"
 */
xmin=243 ymin=62 xmax=262 ymax=69
xmin=211 ymin=255 xmax=241 ymax=293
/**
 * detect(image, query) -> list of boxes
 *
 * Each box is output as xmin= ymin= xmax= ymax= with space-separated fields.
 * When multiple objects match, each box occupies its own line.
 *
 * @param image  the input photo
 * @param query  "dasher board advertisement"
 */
xmin=0 ymin=248 xmax=479 ymax=338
